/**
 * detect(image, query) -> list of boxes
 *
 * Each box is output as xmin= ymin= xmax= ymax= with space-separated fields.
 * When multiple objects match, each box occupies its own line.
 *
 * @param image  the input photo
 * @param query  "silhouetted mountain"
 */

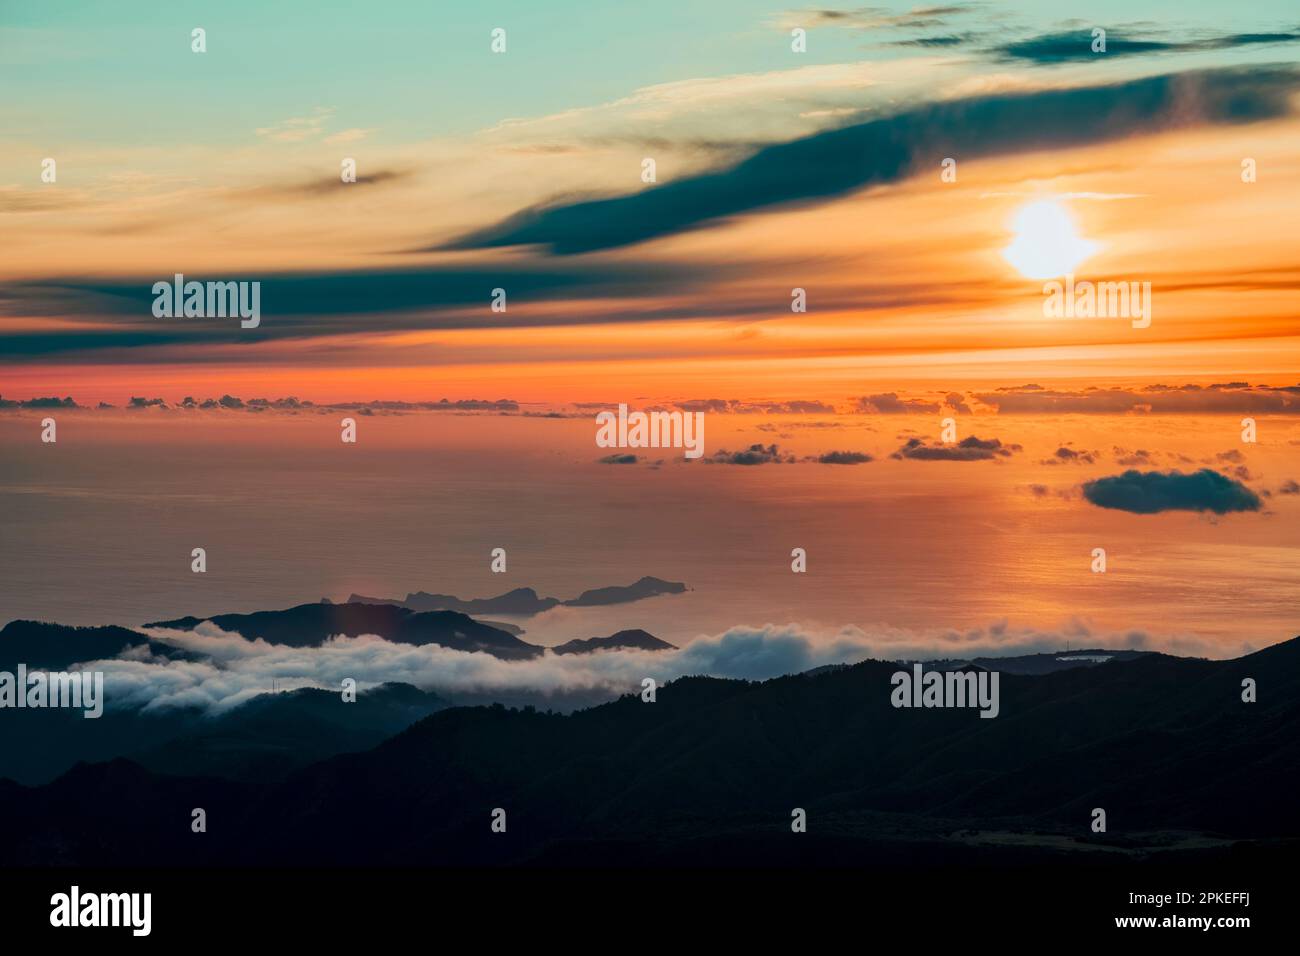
xmin=348 ymin=588 xmax=561 ymax=615
xmin=0 ymin=701 xmax=206 ymax=786
xmin=147 ymin=601 xmax=541 ymax=659
xmin=145 ymin=601 xmax=673 ymax=660
xmin=551 ymin=629 xmax=676 ymax=655
xmin=347 ymin=576 xmax=687 ymax=615
xmin=926 ymin=648 xmax=1159 ymax=675
xmin=0 ymin=620 xmax=200 ymax=671
xmin=132 ymin=683 xmax=449 ymax=781
xmin=0 ymin=680 xmax=448 ymax=786
xmin=563 ymin=576 xmax=687 ymax=607
xmin=3 ymin=636 xmax=1296 ymax=867
xmin=0 ymin=759 xmax=245 ymax=866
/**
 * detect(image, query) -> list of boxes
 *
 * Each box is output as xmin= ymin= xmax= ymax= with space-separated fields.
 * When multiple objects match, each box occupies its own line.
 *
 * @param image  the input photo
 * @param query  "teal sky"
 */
xmin=5 ymin=0 xmax=1299 ymax=149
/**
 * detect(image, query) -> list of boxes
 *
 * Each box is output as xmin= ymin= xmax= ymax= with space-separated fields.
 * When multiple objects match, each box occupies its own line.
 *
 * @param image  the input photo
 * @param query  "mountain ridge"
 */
xmin=2 ymin=635 xmax=1294 ymax=867
xmin=347 ymin=576 xmax=687 ymax=615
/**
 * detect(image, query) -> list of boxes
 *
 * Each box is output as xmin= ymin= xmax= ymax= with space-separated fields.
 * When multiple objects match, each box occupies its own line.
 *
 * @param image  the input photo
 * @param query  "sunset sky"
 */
xmin=3 ymin=2 xmax=1299 ymax=659
xmin=3 ymin=0 xmax=1300 ymax=402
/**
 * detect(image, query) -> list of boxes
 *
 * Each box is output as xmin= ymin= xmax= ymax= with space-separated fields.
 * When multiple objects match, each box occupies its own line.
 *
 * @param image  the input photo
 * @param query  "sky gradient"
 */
xmin=2 ymin=1 xmax=1299 ymax=659
xmin=4 ymin=1 xmax=1300 ymax=402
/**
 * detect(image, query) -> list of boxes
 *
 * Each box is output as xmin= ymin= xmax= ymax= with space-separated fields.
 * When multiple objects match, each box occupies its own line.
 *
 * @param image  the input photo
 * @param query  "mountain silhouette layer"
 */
xmin=0 ymin=620 xmax=199 ymax=671
xmin=564 ymin=576 xmax=688 ymax=607
xmin=552 ymin=629 xmax=677 ymax=654
xmin=348 ymin=576 xmax=686 ymax=615
xmin=2 ymin=636 xmax=1296 ymax=867
xmin=0 ymin=679 xmax=448 ymax=785
xmin=131 ymin=683 xmax=449 ymax=781
xmin=147 ymin=601 xmax=543 ymax=658
xmin=348 ymin=587 xmax=562 ymax=615
xmin=141 ymin=601 xmax=680 ymax=661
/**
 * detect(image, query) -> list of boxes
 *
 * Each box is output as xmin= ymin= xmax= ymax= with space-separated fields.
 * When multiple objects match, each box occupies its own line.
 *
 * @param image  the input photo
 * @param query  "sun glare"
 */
xmin=1002 ymin=199 xmax=1100 ymax=280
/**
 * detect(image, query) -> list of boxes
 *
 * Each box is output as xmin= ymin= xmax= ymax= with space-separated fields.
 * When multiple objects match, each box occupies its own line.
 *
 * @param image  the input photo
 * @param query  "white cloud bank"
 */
xmin=74 ymin=618 xmax=1250 ymax=717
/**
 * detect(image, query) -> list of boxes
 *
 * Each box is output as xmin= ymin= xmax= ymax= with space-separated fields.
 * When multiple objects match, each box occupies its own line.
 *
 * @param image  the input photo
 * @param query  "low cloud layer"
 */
xmin=9 ymin=383 xmax=1298 ymax=418
xmin=74 ymin=617 xmax=1246 ymax=717
xmin=977 ymin=383 xmax=1300 ymax=415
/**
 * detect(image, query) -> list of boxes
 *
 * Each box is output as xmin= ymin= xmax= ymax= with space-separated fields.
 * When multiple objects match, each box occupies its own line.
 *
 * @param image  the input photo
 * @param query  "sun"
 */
xmin=1002 ymin=199 xmax=1100 ymax=280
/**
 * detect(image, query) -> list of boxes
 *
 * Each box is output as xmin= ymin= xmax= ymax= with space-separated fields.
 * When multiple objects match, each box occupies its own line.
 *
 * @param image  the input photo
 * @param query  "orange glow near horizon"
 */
xmin=4 ymin=114 xmax=1300 ymax=406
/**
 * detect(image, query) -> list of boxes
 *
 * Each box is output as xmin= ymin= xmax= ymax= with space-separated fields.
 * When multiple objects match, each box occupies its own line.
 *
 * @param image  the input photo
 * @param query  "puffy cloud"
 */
xmin=1113 ymin=446 xmax=1154 ymax=466
xmin=1082 ymin=469 xmax=1262 ymax=515
xmin=1042 ymin=445 xmax=1096 ymax=465
xmin=892 ymin=435 xmax=1021 ymax=461
xmin=855 ymin=393 xmax=940 ymax=414
xmin=708 ymin=443 xmax=793 ymax=464
xmin=0 ymin=395 xmax=78 ymax=409
xmin=816 ymin=450 xmax=874 ymax=464
xmin=944 ymin=392 xmax=973 ymax=415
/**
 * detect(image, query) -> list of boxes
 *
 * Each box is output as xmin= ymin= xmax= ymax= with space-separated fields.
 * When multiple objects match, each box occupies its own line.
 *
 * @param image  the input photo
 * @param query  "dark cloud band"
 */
xmin=449 ymin=66 xmax=1298 ymax=255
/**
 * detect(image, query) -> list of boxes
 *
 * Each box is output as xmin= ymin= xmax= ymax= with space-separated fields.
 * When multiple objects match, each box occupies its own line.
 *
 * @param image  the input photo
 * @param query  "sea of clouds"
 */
xmin=77 ymin=618 xmax=1249 ymax=717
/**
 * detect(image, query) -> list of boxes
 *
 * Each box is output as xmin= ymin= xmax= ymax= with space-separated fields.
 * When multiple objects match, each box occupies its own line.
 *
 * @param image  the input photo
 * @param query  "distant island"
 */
xmin=347 ymin=576 xmax=687 ymax=616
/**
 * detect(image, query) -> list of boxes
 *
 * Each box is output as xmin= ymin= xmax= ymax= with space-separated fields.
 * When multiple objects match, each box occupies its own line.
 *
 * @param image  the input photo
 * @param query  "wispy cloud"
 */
xmin=977 ymin=383 xmax=1300 ymax=415
xmin=234 ymin=167 xmax=411 ymax=202
xmin=774 ymin=4 xmax=982 ymax=32
xmin=992 ymin=27 xmax=1300 ymax=64
xmin=324 ymin=127 xmax=376 ymax=145
xmin=255 ymin=106 xmax=336 ymax=143
xmin=450 ymin=67 xmax=1298 ymax=254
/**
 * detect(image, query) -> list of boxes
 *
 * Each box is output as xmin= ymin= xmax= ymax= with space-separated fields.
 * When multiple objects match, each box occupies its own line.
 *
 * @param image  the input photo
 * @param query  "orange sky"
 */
xmin=5 ymin=81 xmax=1299 ymax=406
